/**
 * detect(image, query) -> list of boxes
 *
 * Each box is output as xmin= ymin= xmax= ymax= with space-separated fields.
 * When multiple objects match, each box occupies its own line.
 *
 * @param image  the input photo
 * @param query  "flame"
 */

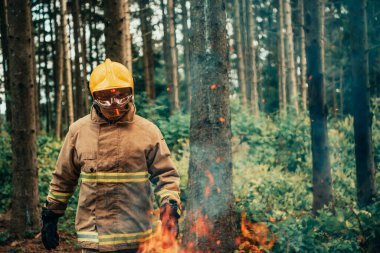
xmin=218 ymin=117 xmax=225 ymax=123
xmin=238 ymin=212 xmax=276 ymax=252
xmin=210 ymin=83 xmax=217 ymax=90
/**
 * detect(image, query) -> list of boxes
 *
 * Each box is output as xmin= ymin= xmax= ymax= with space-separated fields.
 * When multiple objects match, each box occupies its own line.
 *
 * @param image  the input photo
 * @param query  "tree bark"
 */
xmin=246 ymin=0 xmax=259 ymax=117
xmin=125 ymin=0 xmax=133 ymax=72
xmin=278 ymin=0 xmax=287 ymax=116
xmin=304 ymin=0 xmax=333 ymax=214
xmin=60 ymin=0 xmax=74 ymax=126
xmin=299 ymin=0 xmax=307 ymax=112
xmin=79 ymin=1 xmax=89 ymax=112
xmin=181 ymin=0 xmax=191 ymax=111
xmin=348 ymin=0 xmax=377 ymax=207
xmin=73 ymin=0 xmax=84 ymax=119
xmin=168 ymin=0 xmax=180 ymax=112
xmin=183 ymin=0 xmax=236 ymax=251
xmin=42 ymin=7 xmax=51 ymax=134
xmin=104 ymin=0 xmax=127 ymax=64
xmin=8 ymin=0 xmax=39 ymax=237
xmin=54 ymin=0 xmax=64 ymax=139
xmin=284 ymin=0 xmax=299 ymax=114
xmin=233 ymin=0 xmax=247 ymax=106
xmin=0 ymin=0 xmax=11 ymax=123
xmin=139 ymin=0 xmax=155 ymax=99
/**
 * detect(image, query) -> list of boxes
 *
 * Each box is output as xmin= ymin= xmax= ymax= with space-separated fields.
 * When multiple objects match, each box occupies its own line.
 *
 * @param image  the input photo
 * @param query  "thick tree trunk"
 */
xmin=348 ymin=0 xmax=377 ymax=207
xmin=284 ymin=0 xmax=299 ymax=114
xmin=0 ymin=0 xmax=11 ymax=123
xmin=125 ymin=0 xmax=133 ymax=72
xmin=233 ymin=0 xmax=247 ymax=106
xmin=304 ymin=0 xmax=333 ymax=214
xmin=73 ymin=0 xmax=84 ymax=119
xmin=246 ymin=0 xmax=259 ymax=117
xmin=181 ymin=0 xmax=191 ymax=111
xmin=183 ymin=0 xmax=236 ymax=251
xmin=278 ymin=0 xmax=287 ymax=116
xmin=8 ymin=0 xmax=39 ymax=237
xmin=139 ymin=0 xmax=155 ymax=99
xmin=60 ymin=0 xmax=74 ymax=126
xmin=299 ymin=0 xmax=307 ymax=112
xmin=104 ymin=0 xmax=126 ymax=64
xmin=168 ymin=0 xmax=180 ymax=112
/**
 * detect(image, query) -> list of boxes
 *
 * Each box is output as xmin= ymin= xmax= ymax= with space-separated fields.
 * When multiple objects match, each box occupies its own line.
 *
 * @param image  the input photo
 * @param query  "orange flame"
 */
xmin=210 ymin=83 xmax=217 ymax=90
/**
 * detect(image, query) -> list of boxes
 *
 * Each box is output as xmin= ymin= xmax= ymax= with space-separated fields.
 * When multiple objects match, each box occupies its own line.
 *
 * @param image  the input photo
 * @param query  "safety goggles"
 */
xmin=93 ymin=88 xmax=133 ymax=109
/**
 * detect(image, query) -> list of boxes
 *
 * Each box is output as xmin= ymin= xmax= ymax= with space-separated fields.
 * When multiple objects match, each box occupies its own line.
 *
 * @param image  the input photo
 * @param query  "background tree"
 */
xmin=304 ymin=0 xmax=333 ymax=214
xmin=348 ymin=0 xmax=377 ymax=207
xmin=7 ymin=0 xmax=39 ymax=237
xmin=183 ymin=0 xmax=236 ymax=251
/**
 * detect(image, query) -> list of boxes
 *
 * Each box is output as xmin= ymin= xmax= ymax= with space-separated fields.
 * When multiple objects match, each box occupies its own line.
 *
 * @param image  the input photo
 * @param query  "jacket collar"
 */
xmin=90 ymin=103 xmax=136 ymax=125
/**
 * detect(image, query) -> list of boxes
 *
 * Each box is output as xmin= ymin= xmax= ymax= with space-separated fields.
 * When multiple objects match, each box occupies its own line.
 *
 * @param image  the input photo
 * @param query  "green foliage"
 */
xmin=0 ymin=130 xmax=12 ymax=212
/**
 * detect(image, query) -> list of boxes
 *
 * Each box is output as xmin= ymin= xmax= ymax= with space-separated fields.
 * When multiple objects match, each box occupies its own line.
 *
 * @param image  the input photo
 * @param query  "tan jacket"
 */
xmin=46 ymin=106 xmax=180 ymax=251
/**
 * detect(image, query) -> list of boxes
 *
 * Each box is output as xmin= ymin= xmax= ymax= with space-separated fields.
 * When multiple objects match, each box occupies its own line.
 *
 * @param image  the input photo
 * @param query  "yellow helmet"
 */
xmin=89 ymin=59 xmax=134 ymax=95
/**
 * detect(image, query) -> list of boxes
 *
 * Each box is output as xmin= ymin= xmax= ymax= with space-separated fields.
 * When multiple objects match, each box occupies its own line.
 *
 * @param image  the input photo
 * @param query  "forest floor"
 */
xmin=0 ymin=211 xmax=80 ymax=253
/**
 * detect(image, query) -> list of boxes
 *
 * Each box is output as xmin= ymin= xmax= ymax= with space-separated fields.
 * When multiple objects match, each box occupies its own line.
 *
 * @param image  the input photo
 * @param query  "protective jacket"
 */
xmin=46 ymin=105 xmax=181 ymax=252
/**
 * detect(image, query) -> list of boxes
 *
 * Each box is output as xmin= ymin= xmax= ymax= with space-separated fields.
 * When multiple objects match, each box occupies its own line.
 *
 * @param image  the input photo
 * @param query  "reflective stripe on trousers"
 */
xmin=82 ymin=248 xmax=138 ymax=253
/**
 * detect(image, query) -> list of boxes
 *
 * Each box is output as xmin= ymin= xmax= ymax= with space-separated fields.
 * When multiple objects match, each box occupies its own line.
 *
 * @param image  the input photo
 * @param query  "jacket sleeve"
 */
xmin=147 ymin=126 xmax=181 ymax=210
xmin=46 ymin=127 xmax=80 ymax=214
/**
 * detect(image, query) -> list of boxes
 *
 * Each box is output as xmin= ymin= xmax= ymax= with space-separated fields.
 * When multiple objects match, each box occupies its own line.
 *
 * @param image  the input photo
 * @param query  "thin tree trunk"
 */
xmin=168 ymin=0 xmax=180 ymax=111
xmin=160 ymin=0 xmax=172 ymax=100
xmin=304 ymin=0 xmax=333 ymax=214
xmin=278 ymin=0 xmax=287 ymax=116
xmin=60 ymin=0 xmax=74 ymax=126
xmin=139 ymin=0 xmax=155 ymax=99
xmin=339 ymin=66 xmax=344 ymax=117
xmin=246 ymin=0 xmax=259 ymax=117
xmin=348 ymin=0 xmax=377 ymax=207
xmin=80 ymin=1 xmax=89 ymax=112
xmin=55 ymin=0 xmax=64 ymax=139
xmin=8 ymin=0 xmax=39 ymax=237
xmin=233 ymin=0 xmax=247 ymax=106
xmin=299 ymin=0 xmax=307 ymax=112
xmin=104 ymin=0 xmax=126 ymax=64
xmin=42 ymin=8 xmax=51 ymax=134
xmin=284 ymin=0 xmax=299 ymax=114
xmin=125 ymin=0 xmax=133 ymax=72
xmin=73 ymin=0 xmax=84 ymax=119
xmin=0 ymin=0 xmax=11 ymax=123
xmin=181 ymin=0 xmax=191 ymax=111
xmin=332 ymin=71 xmax=338 ymax=119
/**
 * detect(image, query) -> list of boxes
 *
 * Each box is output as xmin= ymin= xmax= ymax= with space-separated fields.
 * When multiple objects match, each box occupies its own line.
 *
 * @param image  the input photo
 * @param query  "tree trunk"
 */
xmin=348 ymin=0 xmax=377 ymax=207
xmin=125 ymin=0 xmax=133 ymax=72
xmin=104 ymin=0 xmax=127 ymax=64
xmin=8 ymin=0 xmax=39 ymax=237
xmin=339 ymin=66 xmax=344 ymax=117
xmin=299 ymin=0 xmax=307 ymax=112
xmin=60 ymin=0 xmax=74 ymax=126
xmin=168 ymin=0 xmax=180 ymax=112
xmin=79 ymin=1 xmax=89 ymax=113
xmin=183 ymin=0 xmax=236 ymax=251
xmin=55 ymin=0 xmax=64 ymax=139
xmin=139 ymin=0 xmax=155 ymax=99
xmin=181 ymin=0 xmax=191 ymax=111
xmin=0 ymin=0 xmax=11 ymax=123
xmin=278 ymin=0 xmax=287 ymax=116
xmin=233 ymin=0 xmax=247 ymax=106
xmin=73 ymin=0 xmax=84 ymax=119
xmin=160 ymin=0 xmax=172 ymax=100
xmin=42 ymin=7 xmax=51 ymax=134
xmin=304 ymin=0 xmax=333 ymax=214
xmin=284 ymin=0 xmax=299 ymax=114
xmin=246 ymin=0 xmax=259 ymax=117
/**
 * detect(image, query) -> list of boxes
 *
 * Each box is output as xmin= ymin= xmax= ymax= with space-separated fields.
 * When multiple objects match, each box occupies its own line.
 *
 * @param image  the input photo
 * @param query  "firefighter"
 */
xmin=41 ymin=59 xmax=181 ymax=252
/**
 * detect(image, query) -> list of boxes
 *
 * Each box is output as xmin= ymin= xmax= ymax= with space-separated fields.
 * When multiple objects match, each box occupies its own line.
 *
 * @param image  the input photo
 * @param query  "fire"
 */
xmin=218 ymin=117 xmax=225 ymax=123
xmin=210 ymin=83 xmax=218 ymax=90
xmin=238 ymin=212 xmax=276 ymax=252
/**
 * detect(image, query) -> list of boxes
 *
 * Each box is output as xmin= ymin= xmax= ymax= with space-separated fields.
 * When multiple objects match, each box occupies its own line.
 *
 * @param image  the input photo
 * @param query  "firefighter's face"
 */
xmin=93 ymin=88 xmax=133 ymax=120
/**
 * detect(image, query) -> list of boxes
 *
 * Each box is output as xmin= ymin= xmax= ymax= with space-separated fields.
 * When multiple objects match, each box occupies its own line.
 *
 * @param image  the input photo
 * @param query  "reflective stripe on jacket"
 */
xmin=46 ymin=106 xmax=180 ymax=252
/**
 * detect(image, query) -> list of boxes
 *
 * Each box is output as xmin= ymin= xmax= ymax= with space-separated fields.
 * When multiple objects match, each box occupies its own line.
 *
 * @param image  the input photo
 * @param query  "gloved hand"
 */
xmin=160 ymin=200 xmax=180 ymax=248
xmin=41 ymin=207 xmax=63 ymax=250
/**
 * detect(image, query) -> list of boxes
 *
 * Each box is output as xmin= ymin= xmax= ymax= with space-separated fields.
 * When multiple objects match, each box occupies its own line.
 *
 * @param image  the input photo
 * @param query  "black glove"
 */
xmin=160 ymin=200 xmax=180 ymax=248
xmin=41 ymin=207 xmax=63 ymax=250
